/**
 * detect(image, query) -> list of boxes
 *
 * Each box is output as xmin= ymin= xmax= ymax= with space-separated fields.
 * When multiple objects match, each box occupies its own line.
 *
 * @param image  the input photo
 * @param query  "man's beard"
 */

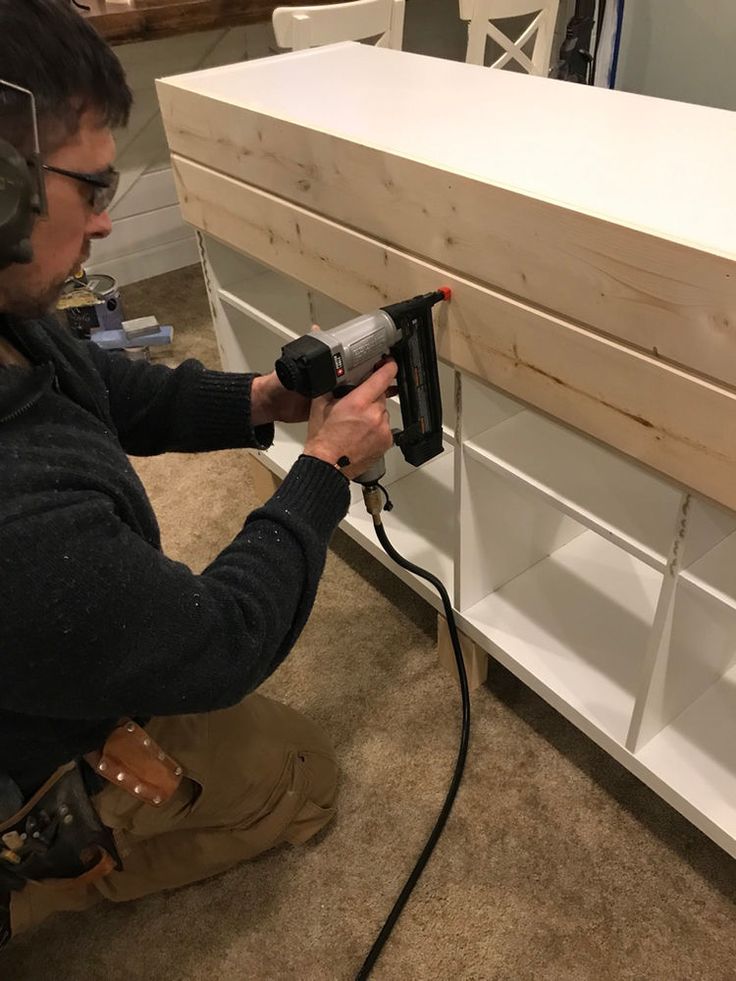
xmin=1 ymin=274 xmax=70 ymax=320
xmin=0 ymin=250 xmax=89 ymax=321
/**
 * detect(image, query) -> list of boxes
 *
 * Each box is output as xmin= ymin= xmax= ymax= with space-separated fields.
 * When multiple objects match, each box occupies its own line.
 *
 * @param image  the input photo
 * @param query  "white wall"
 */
xmin=615 ymin=0 xmax=736 ymax=110
xmin=89 ymin=23 xmax=274 ymax=287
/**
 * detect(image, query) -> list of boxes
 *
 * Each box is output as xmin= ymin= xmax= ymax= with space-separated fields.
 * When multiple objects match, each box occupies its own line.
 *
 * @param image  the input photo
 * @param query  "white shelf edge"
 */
xmin=219 ymin=287 xmax=298 ymax=343
xmin=463 ymin=437 xmax=665 ymax=572
xmin=678 ymin=568 xmax=736 ymax=614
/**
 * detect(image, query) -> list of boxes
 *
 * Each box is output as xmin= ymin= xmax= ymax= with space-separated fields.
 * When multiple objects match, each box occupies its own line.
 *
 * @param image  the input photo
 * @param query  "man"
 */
xmin=0 ymin=0 xmax=396 ymax=947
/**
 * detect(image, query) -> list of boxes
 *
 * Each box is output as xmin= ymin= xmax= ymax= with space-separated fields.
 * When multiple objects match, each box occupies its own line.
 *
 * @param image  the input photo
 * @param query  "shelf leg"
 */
xmin=248 ymin=453 xmax=282 ymax=505
xmin=437 ymin=614 xmax=488 ymax=690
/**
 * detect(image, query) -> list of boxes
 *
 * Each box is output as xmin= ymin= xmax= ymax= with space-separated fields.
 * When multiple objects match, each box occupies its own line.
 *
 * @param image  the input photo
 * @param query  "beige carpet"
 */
xmin=5 ymin=267 xmax=736 ymax=980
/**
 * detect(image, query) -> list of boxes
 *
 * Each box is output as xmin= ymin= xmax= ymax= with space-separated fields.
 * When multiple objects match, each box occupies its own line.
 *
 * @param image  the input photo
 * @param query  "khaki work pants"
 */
xmin=10 ymin=693 xmax=338 ymax=936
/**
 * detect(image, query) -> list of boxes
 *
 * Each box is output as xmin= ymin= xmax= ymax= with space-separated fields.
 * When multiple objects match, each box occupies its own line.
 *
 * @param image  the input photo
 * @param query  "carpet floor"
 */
xmin=5 ymin=266 xmax=735 ymax=981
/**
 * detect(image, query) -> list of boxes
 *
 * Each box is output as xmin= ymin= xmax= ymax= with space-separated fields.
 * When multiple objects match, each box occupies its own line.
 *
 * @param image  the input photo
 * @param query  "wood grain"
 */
xmin=82 ymin=0 xmax=333 ymax=44
xmin=157 ymin=57 xmax=736 ymax=389
xmin=170 ymin=154 xmax=736 ymax=512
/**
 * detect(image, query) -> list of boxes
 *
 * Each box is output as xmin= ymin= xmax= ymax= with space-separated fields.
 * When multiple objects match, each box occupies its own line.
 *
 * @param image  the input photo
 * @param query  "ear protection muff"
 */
xmin=0 ymin=79 xmax=48 ymax=272
xmin=0 ymin=136 xmax=36 ymax=270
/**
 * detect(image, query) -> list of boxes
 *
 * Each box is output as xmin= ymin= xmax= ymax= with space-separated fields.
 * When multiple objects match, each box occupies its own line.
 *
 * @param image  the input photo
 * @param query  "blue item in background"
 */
xmin=90 ymin=325 xmax=174 ymax=351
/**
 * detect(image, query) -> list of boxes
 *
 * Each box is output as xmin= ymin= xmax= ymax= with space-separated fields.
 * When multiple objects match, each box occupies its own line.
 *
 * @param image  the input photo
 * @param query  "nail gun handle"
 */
xmin=330 ymin=385 xmax=388 ymax=485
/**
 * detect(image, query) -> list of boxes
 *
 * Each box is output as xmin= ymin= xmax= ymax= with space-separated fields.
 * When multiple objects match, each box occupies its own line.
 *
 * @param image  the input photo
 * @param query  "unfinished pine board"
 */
xmin=437 ymin=614 xmax=488 ymax=691
xmin=460 ymin=531 xmax=663 ymax=745
xmin=171 ymin=156 xmax=736 ymax=512
xmin=158 ymin=43 xmax=736 ymax=386
xmin=635 ymin=664 xmax=736 ymax=856
xmin=248 ymin=452 xmax=282 ymax=504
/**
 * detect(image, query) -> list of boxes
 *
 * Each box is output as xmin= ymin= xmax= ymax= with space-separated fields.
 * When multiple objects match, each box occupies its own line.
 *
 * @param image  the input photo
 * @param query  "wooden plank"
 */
xmin=247 ymin=452 xmax=282 ymax=504
xmin=437 ymin=614 xmax=488 ymax=691
xmin=82 ymin=0 xmax=331 ymax=45
xmin=157 ymin=44 xmax=736 ymax=387
xmin=170 ymin=155 xmax=736 ymax=512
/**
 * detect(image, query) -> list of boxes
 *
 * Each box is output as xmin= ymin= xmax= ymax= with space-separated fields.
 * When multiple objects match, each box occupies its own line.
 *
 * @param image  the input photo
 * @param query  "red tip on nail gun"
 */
xmin=439 ymin=286 xmax=452 ymax=301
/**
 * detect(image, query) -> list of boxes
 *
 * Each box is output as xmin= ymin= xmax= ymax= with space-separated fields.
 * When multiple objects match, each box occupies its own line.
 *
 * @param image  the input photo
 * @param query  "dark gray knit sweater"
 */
xmin=0 ymin=314 xmax=350 ymax=794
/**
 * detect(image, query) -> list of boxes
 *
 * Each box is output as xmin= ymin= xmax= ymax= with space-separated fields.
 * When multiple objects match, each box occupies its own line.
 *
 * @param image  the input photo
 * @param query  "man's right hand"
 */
xmin=303 ymin=360 xmax=398 ymax=481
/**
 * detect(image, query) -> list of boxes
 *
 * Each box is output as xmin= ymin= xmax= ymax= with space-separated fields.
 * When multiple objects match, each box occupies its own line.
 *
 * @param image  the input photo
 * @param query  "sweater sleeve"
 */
xmin=84 ymin=343 xmax=275 ymax=455
xmin=0 ymin=456 xmax=349 ymax=720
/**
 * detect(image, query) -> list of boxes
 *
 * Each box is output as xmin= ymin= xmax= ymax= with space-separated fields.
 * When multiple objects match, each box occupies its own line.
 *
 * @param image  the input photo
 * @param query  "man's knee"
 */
xmin=282 ymin=747 xmax=339 ymax=846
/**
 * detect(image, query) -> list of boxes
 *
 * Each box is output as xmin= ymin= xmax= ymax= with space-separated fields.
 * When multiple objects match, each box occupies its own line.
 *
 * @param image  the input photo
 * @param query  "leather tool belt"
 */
xmin=0 ymin=761 xmax=119 ymax=892
xmin=0 ymin=719 xmax=183 ymax=892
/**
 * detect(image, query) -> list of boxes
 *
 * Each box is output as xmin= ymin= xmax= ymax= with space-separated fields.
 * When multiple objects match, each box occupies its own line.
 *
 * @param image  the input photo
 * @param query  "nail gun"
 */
xmin=274 ymin=288 xmax=451 ymax=486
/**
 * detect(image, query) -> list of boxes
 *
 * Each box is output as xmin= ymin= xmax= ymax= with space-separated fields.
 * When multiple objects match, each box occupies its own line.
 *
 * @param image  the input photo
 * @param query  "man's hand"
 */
xmin=250 ymin=324 xmax=325 ymax=426
xmin=303 ymin=360 xmax=398 ymax=481
xmin=250 ymin=371 xmax=311 ymax=427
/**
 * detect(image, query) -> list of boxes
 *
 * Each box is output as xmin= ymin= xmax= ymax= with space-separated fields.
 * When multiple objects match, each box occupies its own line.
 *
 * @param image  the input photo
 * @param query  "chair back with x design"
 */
xmin=461 ymin=0 xmax=560 ymax=76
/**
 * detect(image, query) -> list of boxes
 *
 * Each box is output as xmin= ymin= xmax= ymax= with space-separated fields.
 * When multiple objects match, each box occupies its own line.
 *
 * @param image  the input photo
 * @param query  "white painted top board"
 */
xmin=163 ymin=42 xmax=736 ymax=260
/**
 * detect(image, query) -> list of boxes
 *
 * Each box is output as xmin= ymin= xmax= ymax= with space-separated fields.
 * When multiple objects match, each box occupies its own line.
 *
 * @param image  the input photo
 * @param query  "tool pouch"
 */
xmin=0 ymin=762 xmax=120 ymax=892
xmin=85 ymin=718 xmax=183 ymax=806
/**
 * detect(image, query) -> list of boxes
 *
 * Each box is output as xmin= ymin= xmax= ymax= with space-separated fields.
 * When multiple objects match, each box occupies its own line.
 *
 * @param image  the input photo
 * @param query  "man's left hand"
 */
xmin=250 ymin=371 xmax=310 ymax=426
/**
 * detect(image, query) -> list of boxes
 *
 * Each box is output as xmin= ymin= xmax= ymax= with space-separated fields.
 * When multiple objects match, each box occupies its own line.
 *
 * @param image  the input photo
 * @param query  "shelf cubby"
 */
xmin=636 ymin=663 xmax=736 ymax=853
xmin=457 ymin=470 xmax=661 ymax=744
xmin=200 ymin=233 xmax=736 ymax=859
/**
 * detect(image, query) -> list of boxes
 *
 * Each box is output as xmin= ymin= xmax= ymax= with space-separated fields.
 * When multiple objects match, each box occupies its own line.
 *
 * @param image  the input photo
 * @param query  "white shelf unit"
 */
xmin=201 ymin=233 xmax=736 ymax=859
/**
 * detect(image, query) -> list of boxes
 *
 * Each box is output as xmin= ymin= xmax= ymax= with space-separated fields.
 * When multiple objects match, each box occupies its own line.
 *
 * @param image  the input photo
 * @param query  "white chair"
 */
xmin=272 ymin=0 xmax=405 ymax=52
xmin=460 ymin=0 xmax=560 ymax=76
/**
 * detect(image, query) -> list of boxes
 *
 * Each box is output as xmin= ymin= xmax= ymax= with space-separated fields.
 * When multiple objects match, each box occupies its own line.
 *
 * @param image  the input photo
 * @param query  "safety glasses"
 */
xmin=42 ymin=164 xmax=120 ymax=214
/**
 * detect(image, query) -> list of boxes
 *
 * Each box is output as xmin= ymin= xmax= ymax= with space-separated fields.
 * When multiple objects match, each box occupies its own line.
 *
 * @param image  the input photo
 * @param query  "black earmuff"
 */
xmin=0 ymin=136 xmax=36 ymax=270
xmin=0 ymin=80 xmax=48 ymax=271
